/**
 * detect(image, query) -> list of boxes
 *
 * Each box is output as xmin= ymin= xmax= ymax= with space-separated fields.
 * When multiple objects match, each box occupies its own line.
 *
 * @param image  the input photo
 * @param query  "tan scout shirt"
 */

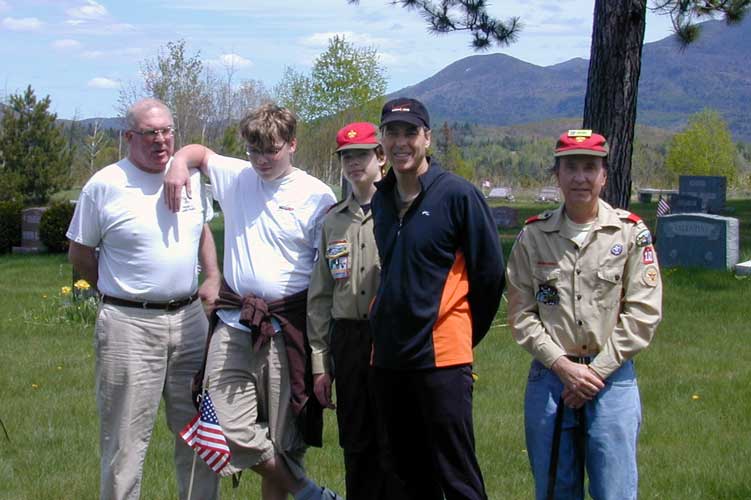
xmin=506 ymin=199 xmax=662 ymax=379
xmin=307 ymin=194 xmax=381 ymax=375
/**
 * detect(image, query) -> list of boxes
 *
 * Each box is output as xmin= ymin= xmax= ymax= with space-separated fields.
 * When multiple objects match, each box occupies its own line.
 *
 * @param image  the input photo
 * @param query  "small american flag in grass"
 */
xmin=180 ymin=391 xmax=231 ymax=474
xmin=657 ymin=197 xmax=671 ymax=217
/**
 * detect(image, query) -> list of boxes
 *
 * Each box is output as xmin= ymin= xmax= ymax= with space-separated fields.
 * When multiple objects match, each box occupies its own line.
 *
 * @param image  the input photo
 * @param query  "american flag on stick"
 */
xmin=180 ymin=391 xmax=231 ymax=474
xmin=657 ymin=196 xmax=671 ymax=217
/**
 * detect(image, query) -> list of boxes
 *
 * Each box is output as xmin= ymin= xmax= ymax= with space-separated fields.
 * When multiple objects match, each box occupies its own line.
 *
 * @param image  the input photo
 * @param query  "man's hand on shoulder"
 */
xmin=164 ymin=155 xmax=192 ymax=212
xmin=164 ymin=145 xmax=214 ymax=212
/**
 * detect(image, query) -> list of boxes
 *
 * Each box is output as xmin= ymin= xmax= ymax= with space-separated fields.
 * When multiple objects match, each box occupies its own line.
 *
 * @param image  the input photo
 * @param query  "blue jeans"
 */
xmin=524 ymin=359 xmax=642 ymax=500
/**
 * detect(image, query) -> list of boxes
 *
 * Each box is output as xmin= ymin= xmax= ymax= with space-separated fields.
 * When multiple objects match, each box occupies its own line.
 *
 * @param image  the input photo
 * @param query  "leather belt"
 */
xmin=566 ymin=355 xmax=592 ymax=365
xmin=102 ymin=293 xmax=199 ymax=311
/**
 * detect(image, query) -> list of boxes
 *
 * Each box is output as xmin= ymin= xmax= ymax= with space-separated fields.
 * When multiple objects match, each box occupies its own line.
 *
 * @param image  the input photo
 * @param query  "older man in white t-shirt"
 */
xmin=67 ymin=99 xmax=220 ymax=500
xmin=164 ymin=104 xmax=340 ymax=500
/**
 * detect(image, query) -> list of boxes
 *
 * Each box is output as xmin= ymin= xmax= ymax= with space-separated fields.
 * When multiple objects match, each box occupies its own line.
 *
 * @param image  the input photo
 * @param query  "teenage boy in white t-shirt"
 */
xmin=164 ymin=104 xmax=340 ymax=500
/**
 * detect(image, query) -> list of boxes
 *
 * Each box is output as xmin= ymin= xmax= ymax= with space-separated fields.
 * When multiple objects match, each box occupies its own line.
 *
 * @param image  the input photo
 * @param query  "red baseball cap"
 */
xmin=554 ymin=130 xmax=609 ymax=157
xmin=335 ymin=122 xmax=380 ymax=153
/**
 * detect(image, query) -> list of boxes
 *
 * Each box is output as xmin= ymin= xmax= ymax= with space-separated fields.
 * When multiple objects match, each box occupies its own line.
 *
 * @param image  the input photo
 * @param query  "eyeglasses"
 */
xmin=245 ymin=142 xmax=286 ymax=160
xmin=130 ymin=126 xmax=175 ymax=140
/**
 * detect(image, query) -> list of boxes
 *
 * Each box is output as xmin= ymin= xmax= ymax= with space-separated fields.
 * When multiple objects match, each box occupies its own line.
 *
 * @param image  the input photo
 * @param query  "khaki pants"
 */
xmin=94 ymin=300 xmax=219 ymax=500
xmin=203 ymin=321 xmax=307 ymax=478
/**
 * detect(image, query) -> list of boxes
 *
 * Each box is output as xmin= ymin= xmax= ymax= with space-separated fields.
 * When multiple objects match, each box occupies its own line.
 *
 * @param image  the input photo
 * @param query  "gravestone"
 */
xmin=679 ymin=175 xmax=726 ymax=214
xmin=11 ymin=207 xmax=48 ymax=254
xmin=491 ymin=206 xmax=519 ymax=229
xmin=536 ymin=187 xmax=560 ymax=203
xmin=655 ymin=213 xmax=739 ymax=270
xmin=487 ymin=187 xmax=514 ymax=201
xmin=670 ymin=194 xmax=704 ymax=214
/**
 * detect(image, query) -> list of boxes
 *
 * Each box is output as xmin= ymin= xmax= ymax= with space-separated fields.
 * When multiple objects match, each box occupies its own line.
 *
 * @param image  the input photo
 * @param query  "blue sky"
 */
xmin=0 ymin=0 xmax=677 ymax=119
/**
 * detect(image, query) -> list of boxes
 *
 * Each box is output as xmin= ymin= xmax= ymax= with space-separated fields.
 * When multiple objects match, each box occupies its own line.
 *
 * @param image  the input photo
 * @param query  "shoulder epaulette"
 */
xmin=525 ymin=212 xmax=552 ymax=225
xmin=622 ymin=212 xmax=642 ymax=224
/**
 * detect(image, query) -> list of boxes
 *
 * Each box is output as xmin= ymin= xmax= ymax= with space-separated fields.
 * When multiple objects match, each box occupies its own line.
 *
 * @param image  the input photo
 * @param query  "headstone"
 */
xmin=491 ymin=206 xmax=519 ymax=229
xmin=670 ymin=194 xmax=704 ymax=214
xmin=655 ymin=213 xmax=739 ymax=270
xmin=487 ymin=187 xmax=514 ymax=200
xmin=536 ymin=187 xmax=560 ymax=203
xmin=678 ymin=175 xmax=726 ymax=214
xmin=638 ymin=191 xmax=653 ymax=203
xmin=735 ymin=260 xmax=751 ymax=277
xmin=11 ymin=207 xmax=48 ymax=254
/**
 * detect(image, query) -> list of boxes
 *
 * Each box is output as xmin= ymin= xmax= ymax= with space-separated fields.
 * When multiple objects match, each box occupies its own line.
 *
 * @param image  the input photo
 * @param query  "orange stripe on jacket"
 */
xmin=433 ymin=250 xmax=474 ymax=367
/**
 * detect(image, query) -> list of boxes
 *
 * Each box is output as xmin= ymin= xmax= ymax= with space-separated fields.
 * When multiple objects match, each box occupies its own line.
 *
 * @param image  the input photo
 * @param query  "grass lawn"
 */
xmin=1 ymin=200 xmax=750 ymax=499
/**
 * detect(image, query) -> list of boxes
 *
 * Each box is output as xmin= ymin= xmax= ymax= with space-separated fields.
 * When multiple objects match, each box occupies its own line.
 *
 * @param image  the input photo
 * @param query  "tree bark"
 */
xmin=583 ymin=0 xmax=647 ymax=209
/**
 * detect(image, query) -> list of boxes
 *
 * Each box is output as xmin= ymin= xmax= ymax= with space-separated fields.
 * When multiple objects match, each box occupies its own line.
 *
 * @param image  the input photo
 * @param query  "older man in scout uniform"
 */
xmin=506 ymin=130 xmax=663 ymax=500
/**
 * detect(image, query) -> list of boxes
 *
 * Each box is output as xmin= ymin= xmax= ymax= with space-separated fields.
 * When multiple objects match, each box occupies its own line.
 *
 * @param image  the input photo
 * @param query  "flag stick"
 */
xmin=187 ymin=452 xmax=197 ymax=500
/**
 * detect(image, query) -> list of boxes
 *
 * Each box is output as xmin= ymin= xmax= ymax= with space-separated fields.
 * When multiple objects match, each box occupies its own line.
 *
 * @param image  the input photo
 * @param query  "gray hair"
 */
xmin=125 ymin=98 xmax=172 ymax=129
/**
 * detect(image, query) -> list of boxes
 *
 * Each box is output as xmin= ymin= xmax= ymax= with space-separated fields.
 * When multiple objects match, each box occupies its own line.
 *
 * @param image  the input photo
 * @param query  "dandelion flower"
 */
xmin=692 ymin=394 xmax=700 ymax=400
xmin=42 ymin=294 xmax=48 ymax=299
xmin=61 ymin=286 xmax=72 ymax=295
xmin=32 ymin=384 xmax=39 ymax=389
xmin=74 ymin=279 xmax=91 ymax=290
xmin=57 ymin=366 xmax=62 ymax=370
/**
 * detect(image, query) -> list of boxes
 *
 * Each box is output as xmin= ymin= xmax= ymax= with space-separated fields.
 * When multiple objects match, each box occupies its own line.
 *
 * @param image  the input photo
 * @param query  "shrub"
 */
xmin=39 ymin=201 xmax=75 ymax=253
xmin=0 ymin=200 xmax=23 ymax=254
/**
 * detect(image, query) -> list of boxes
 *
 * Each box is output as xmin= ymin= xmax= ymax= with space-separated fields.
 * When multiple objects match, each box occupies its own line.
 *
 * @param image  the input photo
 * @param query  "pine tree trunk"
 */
xmin=583 ymin=0 xmax=647 ymax=210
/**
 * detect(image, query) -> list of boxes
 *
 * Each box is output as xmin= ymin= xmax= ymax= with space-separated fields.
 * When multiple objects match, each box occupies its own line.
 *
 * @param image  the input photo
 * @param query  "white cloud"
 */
xmin=0 ymin=1 xmax=9 ymax=13
xmin=52 ymin=39 xmax=82 ymax=50
xmin=67 ymin=0 xmax=108 ymax=20
xmin=87 ymin=77 xmax=120 ymax=89
xmin=2 ymin=17 xmax=42 ymax=31
xmin=301 ymin=31 xmax=353 ymax=47
xmin=65 ymin=19 xmax=85 ymax=26
xmin=214 ymin=53 xmax=253 ymax=68
xmin=301 ymin=30 xmax=397 ymax=51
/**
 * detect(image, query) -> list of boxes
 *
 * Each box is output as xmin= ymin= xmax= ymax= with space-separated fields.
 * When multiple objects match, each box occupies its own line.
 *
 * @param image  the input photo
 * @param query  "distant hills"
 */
xmin=393 ymin=17 xmax=751 ymax=141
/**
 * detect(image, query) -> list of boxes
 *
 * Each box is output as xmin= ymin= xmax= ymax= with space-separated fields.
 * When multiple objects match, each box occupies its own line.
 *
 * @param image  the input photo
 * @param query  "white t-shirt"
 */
xmin=207 ymin=154 xmax=335 ymax=330
xmin=66 ymin=158 xmax=212 ymax=301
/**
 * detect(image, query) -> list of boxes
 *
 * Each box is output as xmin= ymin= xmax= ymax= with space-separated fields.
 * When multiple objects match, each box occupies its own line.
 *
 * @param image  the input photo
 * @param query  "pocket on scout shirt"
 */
xmin=326 ymin=240 xmax=351 ymax=280
xmin=595 ymin=267 xmax=623 ymax=309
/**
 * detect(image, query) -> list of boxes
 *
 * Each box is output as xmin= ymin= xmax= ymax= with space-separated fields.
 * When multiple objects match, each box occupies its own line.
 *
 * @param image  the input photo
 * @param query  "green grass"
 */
xmin=1 ymin=201 xmax=750 ymax=499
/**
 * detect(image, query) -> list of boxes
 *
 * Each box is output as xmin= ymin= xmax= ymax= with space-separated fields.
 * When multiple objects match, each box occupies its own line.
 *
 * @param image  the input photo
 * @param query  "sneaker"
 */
xmin=319 ymin=487 xmax=345 ymax=500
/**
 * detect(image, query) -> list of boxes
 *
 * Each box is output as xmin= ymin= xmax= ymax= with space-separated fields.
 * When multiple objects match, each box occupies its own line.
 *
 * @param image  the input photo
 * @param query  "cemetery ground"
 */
xmin=1 ymin=200 xmax=750 ymax=499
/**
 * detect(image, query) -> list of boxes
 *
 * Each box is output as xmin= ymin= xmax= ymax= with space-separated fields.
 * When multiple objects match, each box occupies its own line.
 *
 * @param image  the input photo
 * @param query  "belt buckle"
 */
xmin=166 ymin=299 xmax=178 ymax=311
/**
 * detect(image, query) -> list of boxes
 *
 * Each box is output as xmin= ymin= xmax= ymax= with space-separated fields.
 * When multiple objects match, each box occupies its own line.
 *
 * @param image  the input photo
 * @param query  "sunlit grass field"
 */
xmin=1 ymin=200 xmax=750 ymax=499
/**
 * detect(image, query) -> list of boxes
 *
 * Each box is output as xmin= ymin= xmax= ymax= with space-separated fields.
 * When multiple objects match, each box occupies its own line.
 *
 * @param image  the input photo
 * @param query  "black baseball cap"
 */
xmin=380 ymin=97 xmax=430 ymax=129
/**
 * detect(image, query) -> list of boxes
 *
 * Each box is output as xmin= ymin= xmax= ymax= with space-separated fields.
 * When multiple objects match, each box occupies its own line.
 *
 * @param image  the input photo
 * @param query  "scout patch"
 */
xmin=636 ymin=229 xmax=652 ymax=248
xmin=642 ymin=246 xmax=655 ymax=265
xmin=326 ymin=240 xmax=350 ymax=280
xmin=610 ymin=244 xmax=623 ymax=256
xmin=536 ymin=284 xmax=560 ymax=305
xmin=642 ymin=265 xmax=659 ymax=287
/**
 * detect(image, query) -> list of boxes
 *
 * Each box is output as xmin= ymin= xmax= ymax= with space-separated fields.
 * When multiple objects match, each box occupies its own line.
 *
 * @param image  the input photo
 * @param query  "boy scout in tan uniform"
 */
xmin=308 ymin=122 xmax=403 ymax=500
xmin=506 ymin=130 xmax=662 ymax=500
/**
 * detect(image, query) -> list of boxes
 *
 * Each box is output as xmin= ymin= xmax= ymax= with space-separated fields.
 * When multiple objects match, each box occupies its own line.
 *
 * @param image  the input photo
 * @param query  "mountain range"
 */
xmin=393 ymin=16 xmax=751 ymax=141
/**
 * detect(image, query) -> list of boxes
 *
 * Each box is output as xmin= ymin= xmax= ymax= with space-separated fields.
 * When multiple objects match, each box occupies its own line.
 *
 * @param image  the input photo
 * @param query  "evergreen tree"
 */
xmin=0 ymin=86 xmax=72 ymax=205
